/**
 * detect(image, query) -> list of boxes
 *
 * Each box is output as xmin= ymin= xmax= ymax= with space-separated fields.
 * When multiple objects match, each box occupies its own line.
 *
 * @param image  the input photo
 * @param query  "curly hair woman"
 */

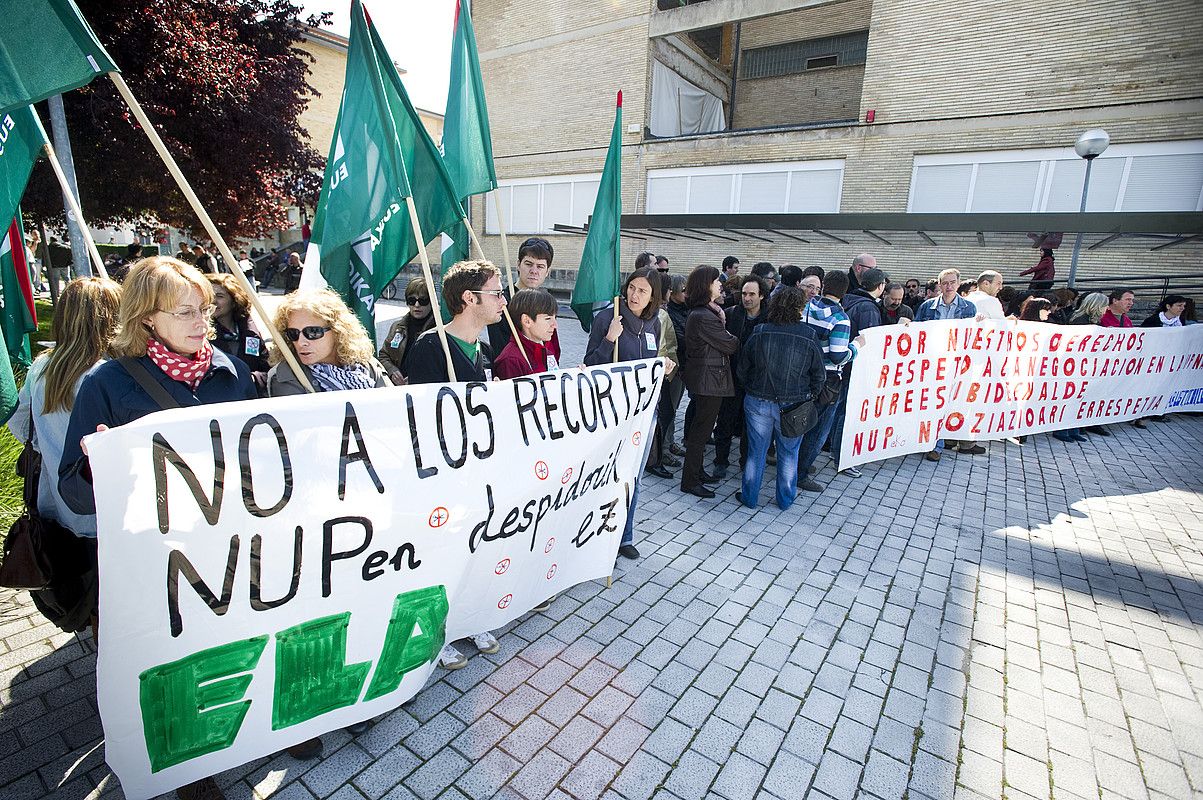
xmin=267 ymin=288 xmax=393 ymax=395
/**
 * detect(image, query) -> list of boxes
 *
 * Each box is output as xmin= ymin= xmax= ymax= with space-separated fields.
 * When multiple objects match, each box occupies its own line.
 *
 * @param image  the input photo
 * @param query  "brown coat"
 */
xmin=682 ymin=306 xmax=739 ymax=397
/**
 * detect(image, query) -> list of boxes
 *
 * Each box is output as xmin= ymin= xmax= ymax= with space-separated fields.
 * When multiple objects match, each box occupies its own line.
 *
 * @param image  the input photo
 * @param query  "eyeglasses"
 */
xmin=283 ymin=325 xmax=331 ymax=342
xmin=161 ymin=304 xmax=216 ymax=322
xmin=405 ymin=296 xmax=430 ymax=306
xmin=470 ymin=289 xmax=506 ymax=298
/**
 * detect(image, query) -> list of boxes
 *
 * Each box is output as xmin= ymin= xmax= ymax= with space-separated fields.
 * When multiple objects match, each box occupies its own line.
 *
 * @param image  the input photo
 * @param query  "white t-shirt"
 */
xmin=966 ymin=290 xmax=1005 ymax=320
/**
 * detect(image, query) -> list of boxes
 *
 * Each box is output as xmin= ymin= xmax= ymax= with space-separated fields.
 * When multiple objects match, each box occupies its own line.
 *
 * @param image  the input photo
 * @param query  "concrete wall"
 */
xmin=734 ymin=65 xmax=865 ymax=128
xmin=860 ymin=0 xmax=1203 ymax=124
xmin=467 ymin=0 xmax=1203 ymax=291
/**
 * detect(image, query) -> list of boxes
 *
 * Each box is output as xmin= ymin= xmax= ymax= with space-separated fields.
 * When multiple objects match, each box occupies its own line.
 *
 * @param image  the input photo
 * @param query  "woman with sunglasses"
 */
xmin=378 ymin=277 xmax=436 ymax=384
xmin=207 ymin=273 xmax=270 ymax=393
xmin=267 ymin=288 xmax=392 ymax=396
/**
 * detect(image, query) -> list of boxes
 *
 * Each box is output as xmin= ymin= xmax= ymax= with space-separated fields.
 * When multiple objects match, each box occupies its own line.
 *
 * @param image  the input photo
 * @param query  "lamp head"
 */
xmin=1074 ymin=129 xmax=1110 ymax=160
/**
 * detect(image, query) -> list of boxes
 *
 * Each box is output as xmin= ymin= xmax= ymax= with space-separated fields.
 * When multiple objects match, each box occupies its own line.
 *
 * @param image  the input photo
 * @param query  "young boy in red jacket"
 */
xmin=494 ymin=289 xmax=560 ymax=379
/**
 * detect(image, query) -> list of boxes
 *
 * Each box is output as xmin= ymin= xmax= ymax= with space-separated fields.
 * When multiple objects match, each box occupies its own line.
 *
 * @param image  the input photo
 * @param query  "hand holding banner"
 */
xmin=89 ymin=361 xmax=664 ymax=798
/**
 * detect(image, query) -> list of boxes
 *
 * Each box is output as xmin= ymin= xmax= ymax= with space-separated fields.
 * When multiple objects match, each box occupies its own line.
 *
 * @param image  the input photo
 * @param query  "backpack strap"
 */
xmin=119 ymin=357 xmax=181 ymax=411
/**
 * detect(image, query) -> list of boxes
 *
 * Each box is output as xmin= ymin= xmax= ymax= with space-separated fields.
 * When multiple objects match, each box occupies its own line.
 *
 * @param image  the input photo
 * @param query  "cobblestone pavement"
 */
xmin=2 ymin=323 xmax=1201 ymax=799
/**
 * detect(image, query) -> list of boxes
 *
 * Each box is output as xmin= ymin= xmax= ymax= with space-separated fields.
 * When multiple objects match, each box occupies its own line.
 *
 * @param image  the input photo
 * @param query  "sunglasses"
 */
xmin=405 ymin=296 xmax=430 ymax=305
xmin=283 ymin=325 xmax=331 ymax=342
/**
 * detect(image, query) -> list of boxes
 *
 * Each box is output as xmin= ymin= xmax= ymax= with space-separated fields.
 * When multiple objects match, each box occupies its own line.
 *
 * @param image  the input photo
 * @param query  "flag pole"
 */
xmin=106 ymin=71 xmax=314 ymax=393
xmin=461 ymin=216 xmax=532 ymax=370
xmin=490 ymin=191 xmax=516 ymax=292
xmin=406 ymin=198 xmax=457 ymax=380
xmin=40 ymin=143 xmax=106 ymax=278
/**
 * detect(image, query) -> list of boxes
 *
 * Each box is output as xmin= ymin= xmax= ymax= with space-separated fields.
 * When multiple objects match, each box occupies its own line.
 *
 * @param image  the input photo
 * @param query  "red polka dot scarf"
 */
xmin=146 ymin=337 xmax=214 ymax=391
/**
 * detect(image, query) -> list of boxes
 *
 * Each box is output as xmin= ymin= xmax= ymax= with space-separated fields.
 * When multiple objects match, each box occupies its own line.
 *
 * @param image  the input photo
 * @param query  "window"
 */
xmin=908 ymin=141 xmax=1203 ymax=213
xmin=646 ymin=160 xmax=844 ymax=214
xmin=485 ymin=173 xmax=601 ymax=234
xmin=741 ymin=31 xmax=869 ymax=79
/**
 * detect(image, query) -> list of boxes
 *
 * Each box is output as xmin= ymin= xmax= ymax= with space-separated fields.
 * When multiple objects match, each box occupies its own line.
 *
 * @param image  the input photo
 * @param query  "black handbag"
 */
xmin=818 ymin=371 xmax=842 ymax=407
xmin=0 ymin=442 xmax=76 ymax=590
xmin=780 ymin=399 xmax=817 ymax=438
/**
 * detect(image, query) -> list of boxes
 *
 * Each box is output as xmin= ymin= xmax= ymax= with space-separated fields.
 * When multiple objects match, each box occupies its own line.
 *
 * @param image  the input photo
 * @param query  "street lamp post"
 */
xmin=1066 ymin=128 xmax=1110 ymax=289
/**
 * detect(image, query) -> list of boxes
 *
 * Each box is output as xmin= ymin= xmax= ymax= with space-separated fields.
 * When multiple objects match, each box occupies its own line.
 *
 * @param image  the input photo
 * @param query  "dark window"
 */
xmin=741 ymin=30 xmax=869 ymax=79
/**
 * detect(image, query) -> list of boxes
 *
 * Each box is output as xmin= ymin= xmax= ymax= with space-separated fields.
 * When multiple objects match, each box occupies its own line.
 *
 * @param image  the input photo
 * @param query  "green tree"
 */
xmin=22 ymin=0 xmax=329 ymax=239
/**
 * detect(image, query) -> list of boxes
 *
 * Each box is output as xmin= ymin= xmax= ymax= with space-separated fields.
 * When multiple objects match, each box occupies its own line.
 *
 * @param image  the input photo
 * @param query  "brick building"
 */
xmin=468 ymin=0 xmax=1203 ymax=291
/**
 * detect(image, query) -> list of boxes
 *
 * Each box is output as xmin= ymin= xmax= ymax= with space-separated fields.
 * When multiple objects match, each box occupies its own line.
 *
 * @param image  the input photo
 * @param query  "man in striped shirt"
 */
xmin=797 ymin=270 xmax=864 ymax=492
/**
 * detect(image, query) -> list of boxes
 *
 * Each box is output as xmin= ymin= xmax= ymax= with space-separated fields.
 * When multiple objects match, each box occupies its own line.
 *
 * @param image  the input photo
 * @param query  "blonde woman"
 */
xmin=9 ymin=278 xmax=121 ymax=540
xmin=267 ymin=288 xmax=392 ymax=395
xmin=1069 ymin=292 xmax=1108 ymax=326
xmin=55 ymin=259 xmax=287 ymax=794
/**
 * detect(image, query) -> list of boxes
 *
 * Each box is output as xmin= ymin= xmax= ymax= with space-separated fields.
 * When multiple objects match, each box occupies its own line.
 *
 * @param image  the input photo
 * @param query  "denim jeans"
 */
xmin=799 ymin=392 xmax=841 ymax=474
xmin=827 ymin=378 xmax=851 ymax=464
xmin=741 ymin=395 xmax=804 ymax=510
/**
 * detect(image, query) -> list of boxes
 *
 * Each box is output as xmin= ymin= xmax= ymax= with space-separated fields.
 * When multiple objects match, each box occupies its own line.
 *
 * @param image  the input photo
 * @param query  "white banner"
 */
xmin=839 ymin=321 xmax=1203 ymax=469
xmin=89 ymin=361 xmax=664 ymax=798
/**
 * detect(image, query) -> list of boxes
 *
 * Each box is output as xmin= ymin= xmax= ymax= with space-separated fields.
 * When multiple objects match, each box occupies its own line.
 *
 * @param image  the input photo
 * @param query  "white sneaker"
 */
xmin=473 ymin=632 xmax=500 ymax=654
xmin=438 ymin=643 xmax=467 ymax=670
xmin=841 ymin=466 xmax=863 ymax=478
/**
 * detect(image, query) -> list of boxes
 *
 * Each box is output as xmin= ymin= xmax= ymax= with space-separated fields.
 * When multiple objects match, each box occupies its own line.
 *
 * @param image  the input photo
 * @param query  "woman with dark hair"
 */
xmin=1006 ymin=290 xmax=1034 ymax=318
xmin=1018 ymin=297 xmax=1053 ymax=321
xmin=208 ymin=273 xmax=269 ymax=392
xmin=378 ymin=276 xmax=437 ymax=383
xmin=1020 ymin=248 xmax=1056 ymax=290
xmin=1141 ymin=295 xmax=1188 ymax=327
xmin=583 ymin=267 xmax=667 ymax=560
xmin=679 ymin=265 xmax=739 ymax=498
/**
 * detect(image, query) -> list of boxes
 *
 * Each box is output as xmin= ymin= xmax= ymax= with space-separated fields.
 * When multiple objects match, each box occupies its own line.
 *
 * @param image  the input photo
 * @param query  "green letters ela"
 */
xmin=363 ymin=586 xmax=449 ymax=701
xmin=272 ymin=612 xmax=371 ymax=729
xmin=139 ymin=636 xmax=267 ymax=772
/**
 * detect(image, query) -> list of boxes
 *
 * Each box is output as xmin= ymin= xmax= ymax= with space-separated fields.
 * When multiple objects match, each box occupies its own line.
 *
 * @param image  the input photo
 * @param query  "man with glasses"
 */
xmin=407 ymin=260 xmax=507 ymax=384
xmin=486 ymin=237 xmax=561 ymax=365
xmin=655 ymin=255 xmax=670 ymax=273
xmin=406 ymin=260 xmax=510 ymax=668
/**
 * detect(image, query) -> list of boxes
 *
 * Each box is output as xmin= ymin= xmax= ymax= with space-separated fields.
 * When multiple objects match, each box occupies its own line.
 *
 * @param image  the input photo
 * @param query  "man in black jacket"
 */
xmin=713 ymin=275 xmax=768 ymax=477
xmin=828 ymin=267 xmax=885 ymax=477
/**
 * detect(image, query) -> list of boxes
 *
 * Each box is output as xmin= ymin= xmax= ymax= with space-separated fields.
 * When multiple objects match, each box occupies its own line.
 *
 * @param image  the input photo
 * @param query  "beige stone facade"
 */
xmin=468 ymin=0 xmax=1203 ymax=293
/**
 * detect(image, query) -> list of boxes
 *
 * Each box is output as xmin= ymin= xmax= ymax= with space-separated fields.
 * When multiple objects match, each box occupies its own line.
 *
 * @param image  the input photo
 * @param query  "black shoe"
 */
xmin=821 ymin=442 xmax=831 ymax=453
xmin=1132 ymin=419 xmax=1147 ymax=429
xmin=711 ymin=464 xmax=729 ymax=478
xmin=285 ymin=737 xmax=324 ymax=760
xmin=618 ymin=544 xmax=640 ymax=559
xmin=698 ymin=471 xmax=720 ymax=484
xmin=682 ymin=484 xmax=716 ymax=498
xmin=176 ymin=778 xmax=224 ymax=800
xmin=644 ymin=464 xmax=673 ymax=479
xmin=661 ymin=454 xmax=681 ymax=467
xmin=346 ymin=719 xmax=374 ymax=735
xmin=1086 ymin=426 xmax=1111 ymax=437
xmin=957 ymin=444 xmax=986 ymax=455
xmin=735 ymin=490 xmax=742 ymax=503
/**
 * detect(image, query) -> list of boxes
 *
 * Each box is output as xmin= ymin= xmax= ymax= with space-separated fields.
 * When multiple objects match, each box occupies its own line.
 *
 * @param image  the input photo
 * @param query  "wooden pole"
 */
xmin=489 ymin=191 xmax=516 ymax=293
xmin=613 ymin=296 xmax=620 ymax=362
xmin=107 ymin=72 xmax=314 ymax=393
xmin=40 ymin=143 xmax=106 ymax=278
xmin=462 ymin=218 xmax=531 ymax=371
xmin=406 ymin=198 xmax=457 ymax=380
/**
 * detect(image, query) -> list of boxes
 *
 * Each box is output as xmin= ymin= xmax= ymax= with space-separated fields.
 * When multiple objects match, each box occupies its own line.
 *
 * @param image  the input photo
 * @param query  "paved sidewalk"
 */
xmin=2 ymin=405 xmax=1202 ymax=799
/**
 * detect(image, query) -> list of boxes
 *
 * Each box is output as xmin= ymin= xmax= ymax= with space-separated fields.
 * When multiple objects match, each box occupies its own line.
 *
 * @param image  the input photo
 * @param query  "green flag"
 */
xmin=571 ymin=93 xmax=623 ymax=331
xmin=1 ymin=212 xmax=38 ymax=371
xmin=0 ymin=317 xmax=16 ymax=424
xmin=438 ymin=0 xmax=496 ymax=314
xmin=0 ymin=0 xmax=118 ymax=115
xmin=305 ymin=0 xmax=463 ymax=340
xmin=0 ymin=105 xmax=48 ymax=238
xmin=442 ymin=0 xmax=497 ymax=202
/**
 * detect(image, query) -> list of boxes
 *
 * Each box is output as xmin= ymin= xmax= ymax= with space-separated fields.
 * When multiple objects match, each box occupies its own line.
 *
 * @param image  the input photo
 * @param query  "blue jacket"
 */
xmin=841 ymin=289 xmax=883 ymax=339
xmin=914 ymin=294 xmax=977 ymax=322
xmin=737 ymin=322 xmax=825 ymax=404
xmin=59 ymin=349 xmax=256 ymax=516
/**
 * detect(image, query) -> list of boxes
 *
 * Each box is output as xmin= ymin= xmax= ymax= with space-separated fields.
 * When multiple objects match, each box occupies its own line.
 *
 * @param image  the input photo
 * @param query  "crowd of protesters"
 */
xmin=3 ymin=236 xmax=1197 ymax=799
